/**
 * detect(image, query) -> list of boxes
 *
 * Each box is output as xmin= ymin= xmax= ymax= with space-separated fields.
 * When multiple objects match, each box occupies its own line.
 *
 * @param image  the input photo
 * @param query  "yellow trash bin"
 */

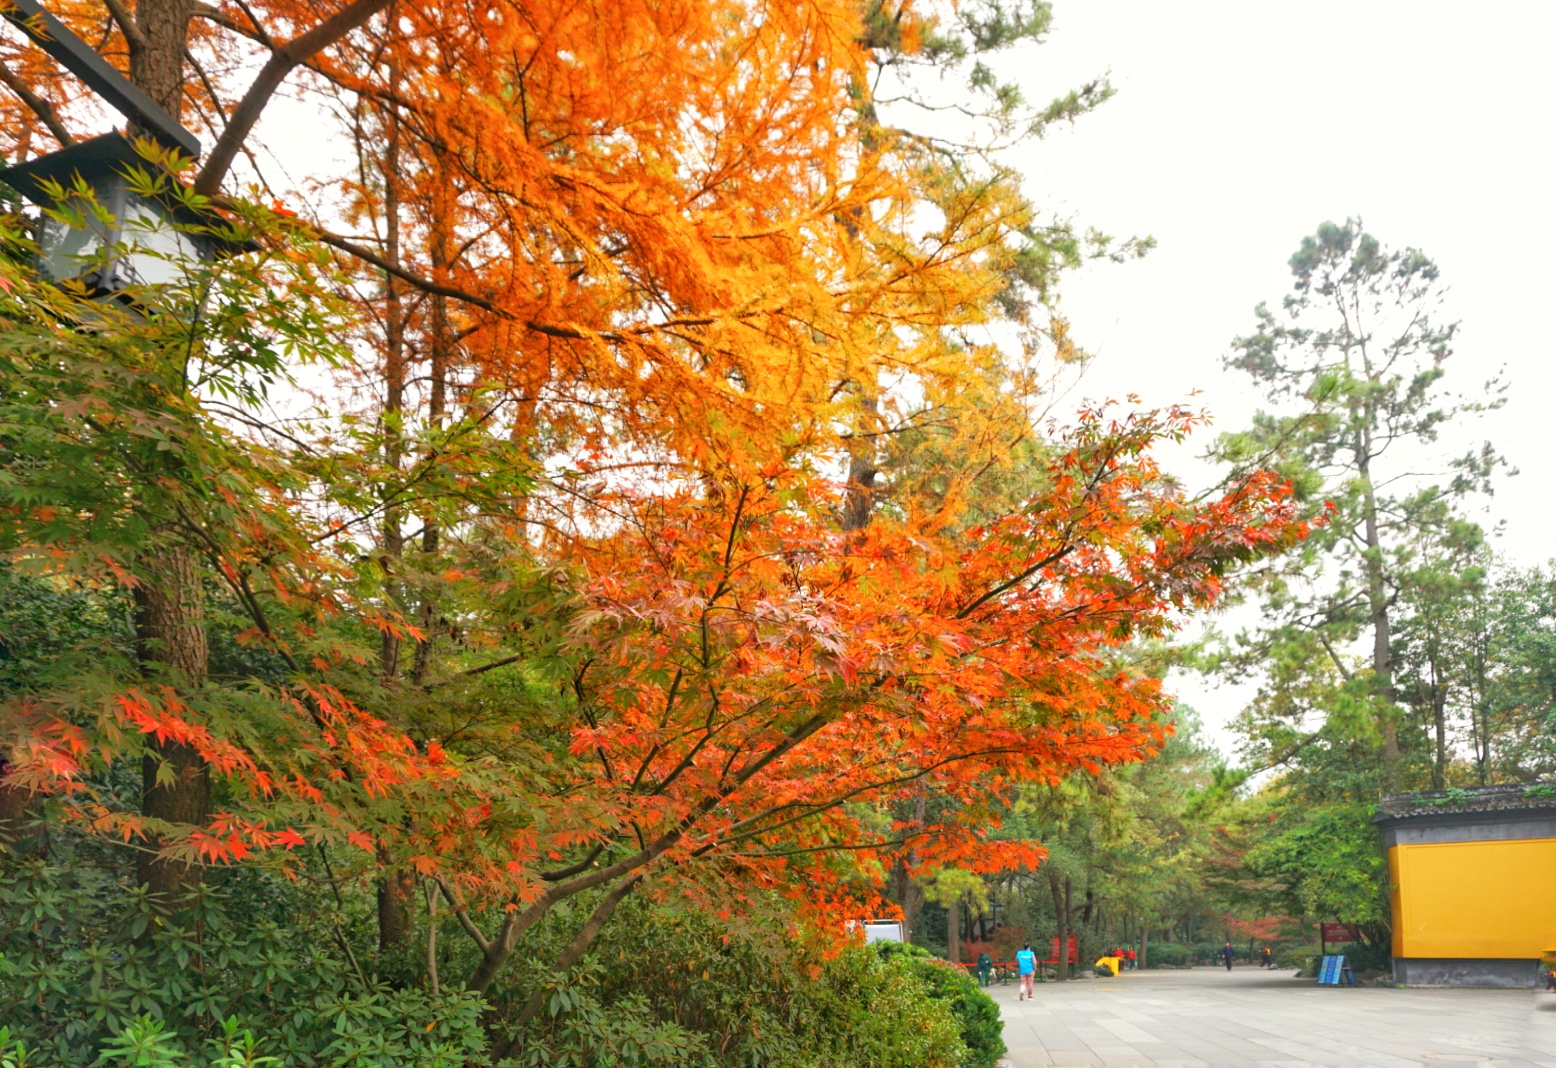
xmin=1095 ymin=955 xmax=1122 ymax=977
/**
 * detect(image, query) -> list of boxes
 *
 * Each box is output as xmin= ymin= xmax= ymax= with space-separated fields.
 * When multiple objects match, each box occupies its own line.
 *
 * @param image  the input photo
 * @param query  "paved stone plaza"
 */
xmin=993 ymin=966 xmax=1556 ymax=1067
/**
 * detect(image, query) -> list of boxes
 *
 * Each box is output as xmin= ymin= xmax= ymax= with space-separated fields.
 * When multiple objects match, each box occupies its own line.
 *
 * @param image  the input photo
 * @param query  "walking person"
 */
xmin=1016 ymin=943 xmax=1037 ymax=1000
xmin=1125 ymin=947 xmax=1136 ymax=970
xmin=1221 ymin=942 xmax=1235 ymax=971
xmin=977 ymin=950 xmax=993 ymax=988
xmin=1259 ymin=946 xmax=1272 ymax=969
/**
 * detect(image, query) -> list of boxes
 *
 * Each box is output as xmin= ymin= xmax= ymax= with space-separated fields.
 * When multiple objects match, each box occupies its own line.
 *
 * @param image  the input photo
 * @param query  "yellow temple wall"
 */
xmin=1389 ymin=837 xmax=1556 ymax=959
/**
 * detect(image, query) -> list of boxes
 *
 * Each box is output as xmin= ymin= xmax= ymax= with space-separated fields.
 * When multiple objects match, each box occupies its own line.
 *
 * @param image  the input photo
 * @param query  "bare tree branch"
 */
xmin=0 ymin=63 xmax=75 ymax=146
xmin=193 ymin=0 xmax=393 ymax=195
xmin=99 ymin=0 xmax=148 ymax=50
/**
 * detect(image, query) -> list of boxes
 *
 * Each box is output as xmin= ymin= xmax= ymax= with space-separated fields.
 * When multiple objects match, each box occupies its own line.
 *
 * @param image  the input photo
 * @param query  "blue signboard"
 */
xmin=1317 ymin=954 xmax=1355 ymax=986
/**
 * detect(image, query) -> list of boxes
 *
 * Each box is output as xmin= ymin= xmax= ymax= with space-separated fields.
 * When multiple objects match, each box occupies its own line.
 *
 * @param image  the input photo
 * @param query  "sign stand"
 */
xmin=1318 ymin=955 xmax=1356 ymax=987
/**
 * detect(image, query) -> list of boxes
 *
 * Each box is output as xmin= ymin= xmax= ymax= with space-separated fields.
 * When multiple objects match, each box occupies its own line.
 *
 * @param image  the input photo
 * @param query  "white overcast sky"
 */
xmin=990 ymin=1 xmax=1556 ymax=757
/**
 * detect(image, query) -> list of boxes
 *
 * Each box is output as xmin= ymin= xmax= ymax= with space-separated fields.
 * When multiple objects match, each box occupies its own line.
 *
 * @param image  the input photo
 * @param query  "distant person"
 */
xmin=1125 ymin=947 xmax=1136 ymax=970
xmin=1221 ymin=942 xmax=1235 ymax=971
xmin=1016 ymin=942 xmax=1037 ymax=1000
xmin=977 ymin=950 xmax=993 ymax=987
xmin=1260 ymin=946 xmax=1272 ymax=969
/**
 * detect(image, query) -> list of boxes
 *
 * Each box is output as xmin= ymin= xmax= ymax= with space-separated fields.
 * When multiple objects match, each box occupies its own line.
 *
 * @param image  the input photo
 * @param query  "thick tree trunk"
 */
xmin=120 ymin=1 xmax=214 ymax=915
xmin=135 ymin=547 xmax=211 ymax=908
xmin=127 ymin=0 xmax=196 ymax=128
xmin=376 ymin=844 xmax=415 ymax=951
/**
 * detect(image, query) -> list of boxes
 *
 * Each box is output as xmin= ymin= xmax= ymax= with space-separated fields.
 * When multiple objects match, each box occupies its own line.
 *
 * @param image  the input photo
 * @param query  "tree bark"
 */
xmin=947 ymin=895 xmax=960 ymax=964
xmin=376 ymin=844 xmax=415 ymax=952
xmin=1357 ymin=427 xmax=1401 ymax=788
xmin=118 ymin=0 xmax=213 ymax=917
xmin=371 ymin=73 xmax=415 ymax=952
xmin=840 ymin=394 xmax=879 ymax=532
xmin=899 ymin=791 xmax=927 ymax=940
xmin=127 ymin=0 xmax=196 ymax=121
xmin=0 ymin=773 xmax=42 ymax=854
xmin=1048 ymin=868 xmax=1070 ymax=980
xmin=134 ymin=547 xmax=211 ymax=909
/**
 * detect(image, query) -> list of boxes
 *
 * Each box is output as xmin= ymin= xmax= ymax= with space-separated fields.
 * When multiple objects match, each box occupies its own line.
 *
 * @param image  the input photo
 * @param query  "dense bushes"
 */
xmin=1144 ymin=943 xmax=1189 ymax=968
xmin=508 ymin=896 xmax=973 ymax=1068
xmin=1277 ymin=946 xmax=1316 ymax=971
xmin=1192 ymin=942 xmax=1225 ymax=965
xmin=0 ymin=843 xmax=488 ymax=1065
xmin=875 ymin=943 xmax=1005 ymax=1068
xmin=0 ymin=834 xmax=988 ymax=1067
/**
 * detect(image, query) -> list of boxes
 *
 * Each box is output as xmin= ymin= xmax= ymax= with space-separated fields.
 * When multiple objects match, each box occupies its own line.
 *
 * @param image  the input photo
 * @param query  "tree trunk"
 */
xmin=376 ymin=843 xmax=415 ymax=952
xmin=127 ymin=0 xmax=196 ymax=132
xmin=841 ymin=394 xmax=879 ymax=532
xmin=371 ymin=80 xmax=416 ymax=951
xmin=1049 ymin=868 xmax=1070 ymax=980
xmin=1428 ymin=651 xmax=1449 ymax=790
xmin=947 ymin=895 xmax=960 ymax=964
xmin=503 ymin=874 xmax=642 ymax=1042
xmin=0 ymin=773 xmax=43 ymax=854
xmin=113 ymin=0 xmax=212 ymax=919
xmin=135 ymin=548 xmax=211 ymax=910
xmin=900 ymin=792 xmax=927 ymax=940
xmin=377 ymin=82 xmax=407 ymax=684
xmin=1140 ymin=922 xmax=1148 ymax=970
xmin=1357 ymin=439 xmax=1401 ymax=788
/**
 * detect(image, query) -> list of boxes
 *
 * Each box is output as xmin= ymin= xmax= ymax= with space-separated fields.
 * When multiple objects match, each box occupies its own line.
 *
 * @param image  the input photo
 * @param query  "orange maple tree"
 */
xmin=0 ymin=0 xmax=1310 ymax=1037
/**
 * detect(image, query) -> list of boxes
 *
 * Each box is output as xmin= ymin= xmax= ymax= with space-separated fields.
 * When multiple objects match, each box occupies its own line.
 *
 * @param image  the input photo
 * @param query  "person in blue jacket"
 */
xmin=1016 ymin=943 xmax=1037 ymax=1000
xmin=1221 ymin=942 xmax=1236 ymax=971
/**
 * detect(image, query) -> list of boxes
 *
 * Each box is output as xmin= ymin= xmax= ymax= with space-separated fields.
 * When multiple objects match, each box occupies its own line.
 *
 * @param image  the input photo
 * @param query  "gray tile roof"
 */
xmin=1376 ymin=783 xmax=1556 ymax=821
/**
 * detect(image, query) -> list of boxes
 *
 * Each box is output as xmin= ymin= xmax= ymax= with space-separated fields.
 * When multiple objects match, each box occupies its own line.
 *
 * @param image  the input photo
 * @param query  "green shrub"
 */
xmin=1191 ymin=942 xmax=1223 ymax=965
xmin=0 ymin=836 xmax=978 ymax=1068
xmin=875 ymin=942 xmax=1004 ymax=1068
xmin=0 ymin=845 xmax=487 ymax=1066
xmin=1144 ymin=943 xmax=1188 ymax=968
xmin=506 ymin=901 xmax=970 ymax=1068
xmin=1275 ymin=946 xmax=1315 ymax=970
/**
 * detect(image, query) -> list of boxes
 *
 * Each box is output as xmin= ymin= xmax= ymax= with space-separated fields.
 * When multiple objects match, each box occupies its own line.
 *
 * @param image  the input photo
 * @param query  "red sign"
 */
xmin=1319 ymin=923 xmax=1360 ymax=943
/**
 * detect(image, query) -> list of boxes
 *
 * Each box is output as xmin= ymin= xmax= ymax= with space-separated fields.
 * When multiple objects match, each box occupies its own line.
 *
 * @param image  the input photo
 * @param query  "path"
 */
xmin=992 ymin=965 xmax=1556 ymax=1067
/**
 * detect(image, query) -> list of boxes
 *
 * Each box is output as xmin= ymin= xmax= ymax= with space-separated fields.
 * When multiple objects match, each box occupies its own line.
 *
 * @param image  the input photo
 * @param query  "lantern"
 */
xmin=1 ymin=132 xmax=246 ymax=302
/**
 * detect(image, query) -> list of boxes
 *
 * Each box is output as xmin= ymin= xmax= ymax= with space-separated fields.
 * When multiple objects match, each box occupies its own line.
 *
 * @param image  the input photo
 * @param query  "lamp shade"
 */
xmin=1 ymin=132 xmax=248 ymax=300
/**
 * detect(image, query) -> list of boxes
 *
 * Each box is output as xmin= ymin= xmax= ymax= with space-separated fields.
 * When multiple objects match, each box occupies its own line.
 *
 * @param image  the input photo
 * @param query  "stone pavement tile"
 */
xmin=1094 ymin=1017 xmax=1160 ymax=1044
xmin=1167 ymin=1042 xmax=1260 ymax=1066
xmin=1032 ymin=1028 xmax=1091 ymax=1051
xmin=1128 ymin=1041 xmax=1207 ymax=1066
xmin=1244 ymin=1035 xmax=1361 ymax=1066
xmin=1000 ymin=970 xmax=1555 ymax=1068
xmin=1084 ymin=1043 xmax=1151 ymax=1065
